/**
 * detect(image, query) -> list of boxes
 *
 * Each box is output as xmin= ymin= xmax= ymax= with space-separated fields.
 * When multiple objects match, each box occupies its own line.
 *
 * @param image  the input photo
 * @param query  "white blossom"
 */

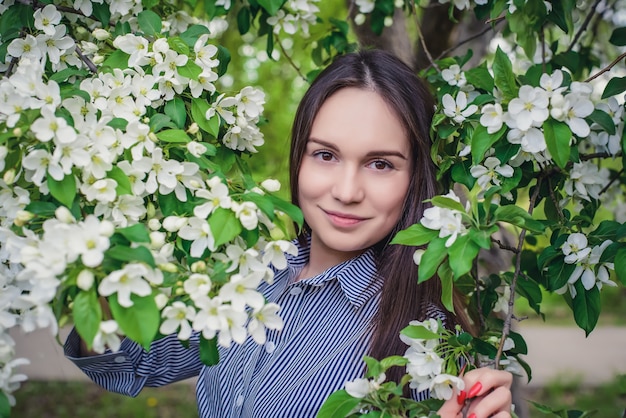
xmin=442 ymin=92 xmax=478 ymax=124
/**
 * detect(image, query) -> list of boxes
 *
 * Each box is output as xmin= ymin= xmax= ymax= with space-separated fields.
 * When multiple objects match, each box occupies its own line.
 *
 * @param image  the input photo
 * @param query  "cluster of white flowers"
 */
xmin=558 ymin=233 xmax=616 ymax=298
xmin=0 ymin=1 xmax=300 ymax=405
xmin=400 ymin=319 xmax=465 ymax=400
xmin=420 ymin=190 xmax=469 ymax=247
xmin=265 ymin=0 xmax=320 ymax=37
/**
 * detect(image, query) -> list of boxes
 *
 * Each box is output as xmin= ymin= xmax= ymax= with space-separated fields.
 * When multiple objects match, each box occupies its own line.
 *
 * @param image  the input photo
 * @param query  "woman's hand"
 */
xmin=437 ymin=368 xmax=513 ymax=418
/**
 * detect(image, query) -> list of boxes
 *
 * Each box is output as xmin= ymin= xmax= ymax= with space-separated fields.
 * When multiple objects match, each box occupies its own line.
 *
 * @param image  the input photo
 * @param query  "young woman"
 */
xmin=65 ymin=49 xmax=512 ymax=417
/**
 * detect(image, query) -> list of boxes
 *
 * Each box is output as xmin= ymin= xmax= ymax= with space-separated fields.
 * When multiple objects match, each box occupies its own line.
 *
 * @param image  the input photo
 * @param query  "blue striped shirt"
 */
xmin=65 ymin=241 xmax=437 ymax=417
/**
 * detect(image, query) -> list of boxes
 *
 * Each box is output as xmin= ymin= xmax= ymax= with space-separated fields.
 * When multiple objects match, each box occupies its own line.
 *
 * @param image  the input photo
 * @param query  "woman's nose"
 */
xmin=330 ymin=166 xmax=364 ymax=203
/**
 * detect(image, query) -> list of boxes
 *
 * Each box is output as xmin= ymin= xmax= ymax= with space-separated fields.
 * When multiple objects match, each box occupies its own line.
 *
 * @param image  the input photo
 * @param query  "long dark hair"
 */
xmin=289 ymin=49 xmax=470 ymax=382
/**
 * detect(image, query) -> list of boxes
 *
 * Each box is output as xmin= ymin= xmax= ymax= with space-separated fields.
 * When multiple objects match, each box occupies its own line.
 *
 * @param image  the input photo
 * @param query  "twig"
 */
xmin=566 ymin=0 xmax=602 ymax=53
xmin=406 ymin=1 xmax=440 ymax=72
xmin=580 ymin=150 xmax=623 ymax=160
xmin=585 ymin=52 xmax=626 ymax=82
xmin=275 ymin=34 xmax=308 ymax=83
xmin=74 ymin=45 xmax=97 ymax=73
xmin=434 ymin=18 xmax=504 ymax=63
xmin=547 ymin=175 xmax=567 ymax=223
xmin=494 ymin=175 xmax=543 ymax=367
xmin=3 ymin=56 xmax=19 ymax=78
xmin=491 ymin=238 xmax=519 ymax=253
xmin=600 ymin=168 xmax=624 ymax=195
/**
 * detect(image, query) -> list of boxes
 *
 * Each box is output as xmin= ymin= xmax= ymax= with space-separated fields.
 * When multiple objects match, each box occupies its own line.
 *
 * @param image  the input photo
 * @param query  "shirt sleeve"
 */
xmin=64 ymin=328 xmax=203 ymax=397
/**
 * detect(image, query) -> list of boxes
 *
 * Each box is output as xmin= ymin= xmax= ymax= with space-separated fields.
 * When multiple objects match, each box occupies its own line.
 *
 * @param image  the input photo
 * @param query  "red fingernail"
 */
xmin=468 ymin=381 xmax=483 ymax=398
xmin=468 ymin=414 xmax=477 ymax=418
xmin=456 ymin=390 xmax=467 ymax=405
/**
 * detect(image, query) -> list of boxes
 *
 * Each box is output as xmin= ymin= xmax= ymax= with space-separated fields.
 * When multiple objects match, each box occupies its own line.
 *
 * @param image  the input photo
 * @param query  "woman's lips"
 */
xmin=323 ymin=209 xmax=367 ymax=227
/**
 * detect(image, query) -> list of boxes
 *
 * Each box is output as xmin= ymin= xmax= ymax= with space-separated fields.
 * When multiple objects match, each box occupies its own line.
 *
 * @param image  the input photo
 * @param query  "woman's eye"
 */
xmin=370 ymin=160 xmax=392 ymax=170
xmin=314 ymin=151 xmax=334 ymax=161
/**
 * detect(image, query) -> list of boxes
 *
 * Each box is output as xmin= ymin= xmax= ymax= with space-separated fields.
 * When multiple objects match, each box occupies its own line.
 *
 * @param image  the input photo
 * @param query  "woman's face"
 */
xmin=298 ymin=87 xmax=412 ymax=265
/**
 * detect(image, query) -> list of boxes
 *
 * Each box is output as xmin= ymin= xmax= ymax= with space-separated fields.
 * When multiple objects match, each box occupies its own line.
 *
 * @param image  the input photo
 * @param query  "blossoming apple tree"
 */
xmin=0 ymin=0 xmax=625 ymax=416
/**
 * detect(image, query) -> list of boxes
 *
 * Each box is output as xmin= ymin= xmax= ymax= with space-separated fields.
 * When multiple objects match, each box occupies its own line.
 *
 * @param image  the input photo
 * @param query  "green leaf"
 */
xmin=244 ymin=192 xmax=275 ymax=220
xmin=116 ymin=224 xmax=151 ymax=243
xmin=191 ymin=98 xmax=219 ymax=137
xmin=447 ymin=234 xmax=480 ymax=278
xmin=24 ymin=201 xmax=58 ymax=217
xmin=102 ymin=49 xmax=130 ymax=70
xmin=547 ymin=0 xmax=574 ymax=33
xmin=431 ymin=195 xmax=466 ymax=213
xmin=215 ymin=45 xmax=231 ymax=77
xmin=164 ymin=97 xmax=187 ymax=129
xmin=237 ymin=6 xmax=251 ymax=35
xmin=156 ymin=129 xmax=191 ymax=143
xmin=73 ymin=290 xmax=102 ymax=349
xmin=92 ymin=2 xmax=111 ymax=26
xmin=609 ymin=27 xmax=626 ymax=46
xmin=108 ymin=117 xmax=128 ymax=130
xmin=589 ymin=109 xmax=616 ymax=135
xmin=142 ymin=0 xmax=159 ymax=8
xmin=379 ymin=355 xmax=408 ymax=370
xmin=105 ymin=245 xmax=156 ymax=268
xmin=47 ymin=172 xmax=76 ymax=208
xmin=49 ymin=67 xmax=90 ymax=83
xmin=493 ymin=47 xmax=518 ymax=101
xmin=110 ymin=293 xmax=160 ymax=351
xmin=315 ymin=390 xmax=361 ymax=418
xmin=438 ymin=261 xmax=455 ymax=312
xmin=553 ymin=51 xmax=580 ymax=74
xmin=401 ymin=324 xmax=440 ymax=340
xmin=257 ymin=0 xmax=284 ymax=15
xmin=137 ymin=10 xmax=162 ymax=36
xmin=199 ymin=336 xmax=220 ymax=366
xmin=267 ymin=194 xmax=304 ymax=230
xmin=543 ymin=119 xmax=572 ymax=169
xmin=571 ymin=282 xmax=601 ymax=336
xmin=516 ymin=276 xmax=543 ymax=315
xmin=494 ymin=205 xmax=545 ymax=233
xmin=469 ymin=225 xmax=497 ymax=249
xmin=107 ymin=166 xmax=133 ymax=196
xmin=180 ymin=24 xmax=211 ymax=47
xmin=615 ymin=247 xmax=626 ymax=286
xmin=546 ymin=259 xmax=575 ymax=292
xmin=178 ymin=60 xmax=203 ymax=80
xmin=471 ymin=124 xmax=506 ymax=165
xmin=0 ymin=392 xmax=10 ymax=418
xmin=601 ymin=76 xmax=626 ymax=99
xmin=391 ymin=223 xmax=439 ymax=246
xmin=465 ymin=65 xmax=494 ymax=92
xmin=208 ymin=207 xmax=242 ymax=248
xmin=149 ymin=113 xmax=177 ymax=132
xmin=167 ymin=36 xmax=190 ymax=55
xmin=418 ymin=237 xmax=448 ymax=283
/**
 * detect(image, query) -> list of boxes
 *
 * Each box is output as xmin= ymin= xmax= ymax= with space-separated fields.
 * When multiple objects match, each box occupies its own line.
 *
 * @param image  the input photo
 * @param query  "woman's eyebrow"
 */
xmin=308 ymin=137 xmax=407 ymax=160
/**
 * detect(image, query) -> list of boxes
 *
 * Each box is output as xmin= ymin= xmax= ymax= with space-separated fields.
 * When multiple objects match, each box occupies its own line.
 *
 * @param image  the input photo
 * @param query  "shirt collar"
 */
xmin=285 ymin=237 xmax=384 ymax=308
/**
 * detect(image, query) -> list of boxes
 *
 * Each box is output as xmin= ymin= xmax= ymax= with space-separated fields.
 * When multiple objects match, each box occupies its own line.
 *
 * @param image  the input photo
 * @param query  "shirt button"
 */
xmin=289 ymin=286 xmax=302 ymax=296
xmin=265 ymin=341 xmax=276 ymax=354
xmin=235 ymin=394 xmax=244 ymax=407
xmin=113 ymin=356 xmax=126 ymax=363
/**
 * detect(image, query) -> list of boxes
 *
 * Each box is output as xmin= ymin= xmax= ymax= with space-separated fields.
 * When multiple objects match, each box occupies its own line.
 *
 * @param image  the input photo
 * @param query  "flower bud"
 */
xmin=384 ymin=16 xmax=393 ymax=27
xmin=14 ymin=210 xmax=34 ymax=226
xmin=3 ymin=169 xmax=16 ymax=184
xmin=354 ymin=13 xmax=366 ymax=25
xmin=148 ymin=218 xmax=161 ymax=231
xmin=154 ymin=293 xmax=169 ymax=309
xmin=150 ymin=231 xmax=166 ymax=249
xmin=269 ymin=227 xmax=285 ymax=241
xmin=146 ymin=202 xmax=156 ymax=218
xmin=261 ymin=179 xmax=281 ymax=192
xmin=148 ymin=132 xmax=158 ymax=142
xmin=76 ymin=270 xmax=95 ymax=290
xmin=162 ymin=216 xmax=187 ymax=232
xmin=99 ymin=220 xmax=115 ymax=237
xmin=12 ymin=127 xmax=22 ymax=137
xmin=412 ymin=249 xmax=425 ymax=266
xmin=191 ymin=260 xmax=207 ymax=273
xmin=186 ymin=141 xmax=207 ymax=158
xmin=92 ymin=28 xmax=110 ymax=40
xmin=92 ymin=54 xmax=105 ymax=64
xmin=160 ymin=262 xmax=178 ymax=273
xmin=186 ymin=123 xmax=199 ymax=135
xmin=175 ymin=287 xmax=185 ymax=295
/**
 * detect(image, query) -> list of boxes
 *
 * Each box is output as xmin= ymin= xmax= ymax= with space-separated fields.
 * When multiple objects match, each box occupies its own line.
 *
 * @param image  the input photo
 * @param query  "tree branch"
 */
xmin=491 ymin=238 xmax=519 ymax=254
xmin=409 ymin=1 xmax=440 ymax=72
xmin=74 ymin=45 xmax=97 ymax=73
xmin=274 ymin=34 xmax=308 ymax=83
xmin=585 ymin=52 xmax=626 ymax=83
xmin=567 ymin=0 xmax=602 ymax=53
xmin=434 ymin=20 xmax=502 ymax=62
xmin=494 ymin=175 xmax=543 ymax=367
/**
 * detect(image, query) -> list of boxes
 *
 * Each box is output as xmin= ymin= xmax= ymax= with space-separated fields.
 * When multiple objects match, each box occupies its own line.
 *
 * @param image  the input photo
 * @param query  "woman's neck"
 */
xmin=296 ymin=233 xmax=364 ymax=281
